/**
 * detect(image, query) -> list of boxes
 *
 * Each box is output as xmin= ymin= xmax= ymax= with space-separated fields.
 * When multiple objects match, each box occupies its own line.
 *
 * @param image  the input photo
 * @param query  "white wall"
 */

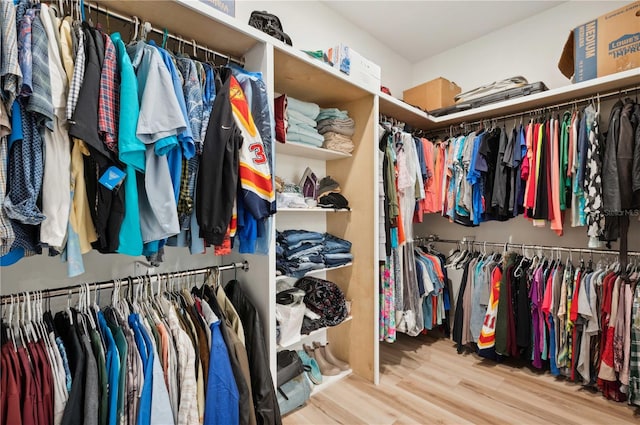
xmin=234 ymin=0 xmax=412 ymax=97
xmin=411 ymin=1 xmax=633 ymax=93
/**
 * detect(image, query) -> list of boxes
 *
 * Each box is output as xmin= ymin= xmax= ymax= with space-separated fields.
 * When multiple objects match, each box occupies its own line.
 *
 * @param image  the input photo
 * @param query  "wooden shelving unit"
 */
xmin=274 ymin=46 xmax=379 ymax=388
xmin=276 ymin=142 xmax=352 ymax=160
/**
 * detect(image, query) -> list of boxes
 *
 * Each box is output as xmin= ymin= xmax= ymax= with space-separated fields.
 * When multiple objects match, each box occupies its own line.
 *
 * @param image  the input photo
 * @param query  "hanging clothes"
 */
xmin=0 ymin=1 xmax=276 ymax=274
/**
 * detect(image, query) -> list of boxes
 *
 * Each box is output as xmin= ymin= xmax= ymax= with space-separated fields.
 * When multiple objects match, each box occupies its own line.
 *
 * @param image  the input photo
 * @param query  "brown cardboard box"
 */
xmin=558 ymin=1 xmax=640 ymax=83
xmin=402 ymin=78 xmax=461 ymax=112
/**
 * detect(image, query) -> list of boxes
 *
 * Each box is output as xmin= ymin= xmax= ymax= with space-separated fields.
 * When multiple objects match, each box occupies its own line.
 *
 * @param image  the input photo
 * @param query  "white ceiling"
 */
xmin=322 ymin=1 xmax=565 ymax=63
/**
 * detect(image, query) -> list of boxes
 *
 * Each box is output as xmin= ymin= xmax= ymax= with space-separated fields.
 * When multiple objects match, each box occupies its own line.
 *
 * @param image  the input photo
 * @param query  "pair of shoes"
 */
xmin=303 ymin=344 xmax=340 ymax=376
xmin=312 ymin=341 xmax=349 ymax=371
xmin=297 ymin=350 xmax=322 ymax=385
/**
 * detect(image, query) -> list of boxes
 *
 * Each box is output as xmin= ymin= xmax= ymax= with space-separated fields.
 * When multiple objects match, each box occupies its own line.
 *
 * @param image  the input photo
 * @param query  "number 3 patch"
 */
xmin=249 ymin=143 xmax=267 ymax=165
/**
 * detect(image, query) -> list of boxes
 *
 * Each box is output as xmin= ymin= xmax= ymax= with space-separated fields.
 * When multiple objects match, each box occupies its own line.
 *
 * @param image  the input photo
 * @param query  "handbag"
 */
xmin=276 ymin=350 xmax=305 ymax=387
xmin=276 ymin=373 xmax=311 ymax=415
xmin=248 ymin=11 xmax=293 ymax=46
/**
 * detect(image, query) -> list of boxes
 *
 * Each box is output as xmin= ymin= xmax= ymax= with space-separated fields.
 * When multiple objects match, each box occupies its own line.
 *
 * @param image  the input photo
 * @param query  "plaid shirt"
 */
xmin=98 ymin=32 xmax=119 ymax=153
xmin=1 ymin=0 xmax=22 ymax=109
xmin=0 ymin=134 xmax=15 ymax=255
xmin=166 ymin=304 xmax=199 ymax=425
xmin=66 ymin=22 xmax=85 ymax=121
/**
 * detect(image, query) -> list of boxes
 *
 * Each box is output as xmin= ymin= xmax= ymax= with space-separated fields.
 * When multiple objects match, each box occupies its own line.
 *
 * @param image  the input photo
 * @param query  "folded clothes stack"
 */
xmin=316 ymin=108 xmax=356 ymax=154
xmin=286 ymin=97 xmax=324 ymax=147
xmin=276 ymin=230 xmax=353 ymax=277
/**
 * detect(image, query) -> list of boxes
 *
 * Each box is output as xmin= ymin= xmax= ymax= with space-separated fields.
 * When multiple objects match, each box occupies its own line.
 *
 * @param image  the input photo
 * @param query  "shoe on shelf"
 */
xmin=297 ymin=350 xmax=322 ymax=385
xmin=313 ymin=341 xmax=349 ymax=371
xmin=303 ymin=344 xmax=339 ymax=376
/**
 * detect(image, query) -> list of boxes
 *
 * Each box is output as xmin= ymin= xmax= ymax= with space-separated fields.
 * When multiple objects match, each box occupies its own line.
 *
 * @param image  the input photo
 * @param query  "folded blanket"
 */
xmin=316 ymin=118 xmax=356 ymax=137
xmin=287 ymin=109 xmax=317 ymax=128
xmin=288 ymin=97 xmax=320 ymax=120
xmin=316 ymin=108 xmax=349 ymax=121
xmin=322 ymin=132 xmax=354 ymax=154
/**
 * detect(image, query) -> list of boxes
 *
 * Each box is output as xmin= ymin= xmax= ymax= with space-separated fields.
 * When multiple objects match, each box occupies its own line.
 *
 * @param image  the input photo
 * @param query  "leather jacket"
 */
xmin=602 ymin=101 xmax=622 ymax=213
xmin=225 ymin=280 xmax=282 ymax=425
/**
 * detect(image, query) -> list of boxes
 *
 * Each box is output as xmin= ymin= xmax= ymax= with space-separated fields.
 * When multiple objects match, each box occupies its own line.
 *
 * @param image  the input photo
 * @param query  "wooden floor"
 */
xmin=283 ymin=333 xmax=640 ymax=425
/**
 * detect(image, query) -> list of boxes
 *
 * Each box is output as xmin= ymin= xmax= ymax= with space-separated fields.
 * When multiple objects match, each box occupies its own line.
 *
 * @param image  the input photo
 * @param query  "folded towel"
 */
xmin=287 ymin=109 xmax=317 ymax=128
xmin=316 ymin=118 xmax=356 ymax=137
xmin=287 ymin=123 xmax=324 ymax=142
xmin=316 ymin=108 xmax=349 ymax=121
xmin=288 ymin=97 xmax=320 ymax=120
xmin=287 ymin=133 xmax=324 ymax=147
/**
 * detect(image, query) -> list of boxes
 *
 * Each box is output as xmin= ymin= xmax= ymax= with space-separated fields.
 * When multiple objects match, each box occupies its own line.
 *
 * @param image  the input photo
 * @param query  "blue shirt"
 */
xmin=129 ymin=313 xmax=153 ymax=425
xmin=204 ymin=321 xmax=239 ymax=425
xmin=97 ymin=311 xmax=120 ymax=425
xmin=112 ymin=33 xmax=144 ymax=257
xmin=149 ymin=41 xmax=195 ymax=160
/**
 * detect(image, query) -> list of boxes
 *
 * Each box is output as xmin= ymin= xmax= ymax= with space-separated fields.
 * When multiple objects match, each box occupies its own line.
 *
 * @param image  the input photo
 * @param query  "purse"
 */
xmin=248 ymin=11 xmax=293 ymax=46
xmin=276 ymin=350 xmax=305 ymax=387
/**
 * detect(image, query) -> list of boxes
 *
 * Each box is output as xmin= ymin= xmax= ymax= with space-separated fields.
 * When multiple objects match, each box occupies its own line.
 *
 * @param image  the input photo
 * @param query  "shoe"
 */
xmin=297 ymin=350 xmax=322 ymax=385
xmin=313 ymin=341 xmax=349 ymax=371
xmin=303 ymin=344 xmax=339 ymax=376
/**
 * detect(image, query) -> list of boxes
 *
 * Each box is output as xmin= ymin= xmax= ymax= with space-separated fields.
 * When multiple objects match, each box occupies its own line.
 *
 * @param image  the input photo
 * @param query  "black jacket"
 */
xmin=225 ymin=280 xmax=282 ymax=425
xmin=197 ymin=68 xmax=242 ymax=245
xmin=69 ymin=25 xmax=124 ymax=253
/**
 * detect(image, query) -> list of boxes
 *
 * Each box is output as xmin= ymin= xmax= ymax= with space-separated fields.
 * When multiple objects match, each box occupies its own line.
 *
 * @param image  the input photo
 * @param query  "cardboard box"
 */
xmin=402 ymin=78 xmax=461 ymax=112
xmin=326 ymin=44 xmax=382 ymax=91
xmin=558 ymin=1 xmax=640 ymax=83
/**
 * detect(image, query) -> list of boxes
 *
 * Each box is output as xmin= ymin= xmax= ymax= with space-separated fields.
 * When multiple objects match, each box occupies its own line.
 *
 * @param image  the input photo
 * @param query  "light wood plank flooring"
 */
xmin=283 ymin=333 xmax=640 ymax=424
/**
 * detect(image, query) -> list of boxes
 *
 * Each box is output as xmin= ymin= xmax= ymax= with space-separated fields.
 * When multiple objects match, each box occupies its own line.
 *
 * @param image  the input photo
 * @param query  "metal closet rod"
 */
xmin=0 ymin=261 xmax=249 ymax=305
xmin=83 ymin=1 xmax=244 ymax=65
xmin=414 ymin=235 xmax=640 ymax=257
xmin=429 ymin=84 xmax=639 ymax=135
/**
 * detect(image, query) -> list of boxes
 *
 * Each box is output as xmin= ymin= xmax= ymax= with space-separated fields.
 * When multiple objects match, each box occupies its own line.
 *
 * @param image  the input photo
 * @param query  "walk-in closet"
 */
xmin=1 ymin=0 xmax=639 ymax=424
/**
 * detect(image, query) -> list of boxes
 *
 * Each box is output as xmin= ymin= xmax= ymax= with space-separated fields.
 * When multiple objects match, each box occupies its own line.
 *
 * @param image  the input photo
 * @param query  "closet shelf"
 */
xmin=275 ymin=263 xmax=353 ymax=281
xmin=277 ymin=316 xmax=353 ymax=350
xmin=277 ymin=207 xmax=351 ymax=213
xmin=274 ymin=47 xmax=373 ymax=105
xmin=103 ymin=0 xmax=267 ymax=58
xmin=310 ymin=368 xmax=352 ymax=396
xmin=276 ymin=141 xmax=352 ymax=160
xmin=427 ymin=69 xmax=640 ymax=129
xmin=379 ymin=92 xmax=431 ymax=128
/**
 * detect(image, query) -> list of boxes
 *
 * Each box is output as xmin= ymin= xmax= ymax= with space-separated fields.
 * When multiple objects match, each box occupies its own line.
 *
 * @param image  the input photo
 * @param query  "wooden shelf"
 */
xmin=276 ymin=141 xmax=352 ymax=160
xmin=275 ymin=263 xmax=353 ymax=281
xmin=379 ymin=92 xmax=431 ymax=129
xmin=101 ymin=0 xmax=268 ymax=58
xmin=274 ymin=47 xmax=373 ymax=106
xmin=278 ymin=207 xmax=351 ymax=213
xmin=277 ymin=316 xmax=353 ymax=350
xmin=427 ymin=69 xmax=640 ymax=129
xmin=311 ymin=368 xmax=352 ymax=396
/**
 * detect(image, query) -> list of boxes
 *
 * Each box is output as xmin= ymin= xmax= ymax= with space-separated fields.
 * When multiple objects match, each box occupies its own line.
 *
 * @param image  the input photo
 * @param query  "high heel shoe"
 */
xmin=303 ymin=344 xmax=339 ymax=376
xmin=313 ymin=341 xmax=349 ymax=371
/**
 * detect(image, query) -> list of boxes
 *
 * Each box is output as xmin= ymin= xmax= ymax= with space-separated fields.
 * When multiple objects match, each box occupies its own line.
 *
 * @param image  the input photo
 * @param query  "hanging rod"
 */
xmin=427 ymin=84 xmax=639 ymax=137
xmin=0 ymin=261 xmax=249 ymax=305
xmin=414 ymin=235 xmax=640 ymax=258
xmin=83 ymin=1 xmax=244 ymax=66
